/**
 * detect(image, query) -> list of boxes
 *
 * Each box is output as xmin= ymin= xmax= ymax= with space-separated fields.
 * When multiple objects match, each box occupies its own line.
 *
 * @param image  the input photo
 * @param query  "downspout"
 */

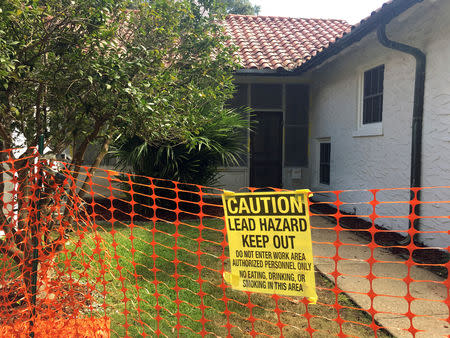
xmin=376 ymin=23 xmax=426 ymax=243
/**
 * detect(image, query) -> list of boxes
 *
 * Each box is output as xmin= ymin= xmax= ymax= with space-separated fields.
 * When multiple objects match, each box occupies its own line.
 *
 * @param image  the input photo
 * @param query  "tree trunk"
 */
xmin=78 ymin=134 xmax=113 ymax=199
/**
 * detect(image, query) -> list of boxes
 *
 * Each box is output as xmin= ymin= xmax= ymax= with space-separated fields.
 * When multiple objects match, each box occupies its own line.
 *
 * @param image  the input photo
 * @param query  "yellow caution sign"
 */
xmin=222 ymin=190 xmax=317 ymax=303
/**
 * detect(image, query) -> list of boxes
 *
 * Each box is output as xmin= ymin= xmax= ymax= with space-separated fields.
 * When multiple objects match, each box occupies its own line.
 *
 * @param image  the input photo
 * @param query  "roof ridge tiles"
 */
xmin=226 ymin=14 xmax=348 ymax=23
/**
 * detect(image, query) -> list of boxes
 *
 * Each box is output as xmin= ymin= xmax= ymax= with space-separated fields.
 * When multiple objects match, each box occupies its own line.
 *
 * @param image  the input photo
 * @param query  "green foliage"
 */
xmin=114 ymin=106 xmax=249 ymax=186
xmin=216 ymin=0 xmax=260 ymax=15
xmin=0 ymin=0 xmax=238 ymax=164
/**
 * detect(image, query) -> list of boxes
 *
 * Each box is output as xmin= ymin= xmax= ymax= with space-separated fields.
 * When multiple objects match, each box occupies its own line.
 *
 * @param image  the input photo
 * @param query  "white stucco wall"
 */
xmin=306 ymin=0 xmax=449 ymax=248
xmin=418 ymin=1 xmax=450 ymax=247
xmin=216 ymin=167 xmax=249 ymax=191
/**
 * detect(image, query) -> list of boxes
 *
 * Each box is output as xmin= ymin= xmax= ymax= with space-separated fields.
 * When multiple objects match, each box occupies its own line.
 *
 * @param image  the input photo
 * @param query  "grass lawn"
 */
xmin=63 ymin=217 xmax=391 ymax=337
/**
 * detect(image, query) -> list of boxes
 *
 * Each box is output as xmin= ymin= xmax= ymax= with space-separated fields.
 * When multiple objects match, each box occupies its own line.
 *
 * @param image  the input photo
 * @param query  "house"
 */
xmin=221 ymin=14 xmax=351 ymax=189
xmin=221 ymin=0 xmax=449 ymax=248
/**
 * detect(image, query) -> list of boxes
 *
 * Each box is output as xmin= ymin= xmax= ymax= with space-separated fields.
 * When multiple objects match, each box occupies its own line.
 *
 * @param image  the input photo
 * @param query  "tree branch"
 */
xmin=71 ymin=117 xmax=105 ymax=169
xmin=0 ymin=124 xmax=13 ymax=152
xmin=34 ymin=82 xmax=45 ymax=145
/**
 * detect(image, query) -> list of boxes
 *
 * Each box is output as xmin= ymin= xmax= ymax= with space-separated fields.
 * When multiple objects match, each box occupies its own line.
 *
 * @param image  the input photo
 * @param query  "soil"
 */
xmin=82 ymin=196 xmax=224 ymax=222
xmin=0 ymin=276 xmax=91 ymax=326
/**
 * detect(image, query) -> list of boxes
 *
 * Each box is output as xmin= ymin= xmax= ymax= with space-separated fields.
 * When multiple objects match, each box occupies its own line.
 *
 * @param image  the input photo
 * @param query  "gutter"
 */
xmin=376 ymin=23 xmax=426 ymax=241
xmin=234 ymin=1 xmax=423 ymax=77
xmin=293 ymin=0 xmax=424 ymax=75
xmin=234 ymin=68 xmax=292 ymax=77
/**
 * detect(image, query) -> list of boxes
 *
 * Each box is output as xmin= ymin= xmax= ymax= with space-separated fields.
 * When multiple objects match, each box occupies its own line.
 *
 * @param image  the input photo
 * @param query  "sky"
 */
xmin=252 ymin=0 xmax=389 ymax=24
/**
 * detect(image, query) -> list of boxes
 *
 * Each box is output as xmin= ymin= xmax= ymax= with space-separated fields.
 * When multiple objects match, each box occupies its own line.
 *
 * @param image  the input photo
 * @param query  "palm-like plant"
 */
xmin=114 ymin=107 xmax=250 ymax=186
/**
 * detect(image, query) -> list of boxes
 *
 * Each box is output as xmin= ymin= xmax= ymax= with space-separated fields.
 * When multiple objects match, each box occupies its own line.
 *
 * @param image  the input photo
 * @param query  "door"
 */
xmin=250 ymin=111 xmax=283 ymax=188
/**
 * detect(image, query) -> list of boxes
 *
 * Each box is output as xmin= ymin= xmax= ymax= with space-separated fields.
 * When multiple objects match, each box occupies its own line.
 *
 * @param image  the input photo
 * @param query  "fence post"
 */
xmin=29 ymin=135 xmax=44 ymax=337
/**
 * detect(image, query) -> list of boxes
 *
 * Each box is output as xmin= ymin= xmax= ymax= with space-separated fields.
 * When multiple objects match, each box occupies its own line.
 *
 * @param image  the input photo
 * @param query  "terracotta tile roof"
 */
xmin=224 ymin=15 xmax=351 ymax=70
xmin=294 ymin=0 xmax=422 ymax=74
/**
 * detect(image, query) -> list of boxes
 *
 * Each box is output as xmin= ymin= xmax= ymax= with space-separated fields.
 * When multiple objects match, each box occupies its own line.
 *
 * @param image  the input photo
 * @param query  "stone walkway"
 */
xmin=311 ymin=216 xmax=449 ymax=338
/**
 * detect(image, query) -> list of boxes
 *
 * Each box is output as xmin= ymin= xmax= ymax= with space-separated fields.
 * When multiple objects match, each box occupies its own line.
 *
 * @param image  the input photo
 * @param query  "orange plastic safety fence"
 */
xmin=0 ymin=148 xmax=448 ymax=337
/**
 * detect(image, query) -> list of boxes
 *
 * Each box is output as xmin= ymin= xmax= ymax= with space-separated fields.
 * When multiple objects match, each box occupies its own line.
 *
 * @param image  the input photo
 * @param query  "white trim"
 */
xmin=353 ymin=122 xmax=383 ymax=137
xmin=354 ymin=63 xmax=385 ymax=137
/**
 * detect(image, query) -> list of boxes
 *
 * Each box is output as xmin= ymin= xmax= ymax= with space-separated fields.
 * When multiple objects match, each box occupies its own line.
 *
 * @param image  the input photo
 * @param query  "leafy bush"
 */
xmin=114 ymin=107 xmax=249 ymax=186
xmin=113 ymin=106 xmax=249 ymax=215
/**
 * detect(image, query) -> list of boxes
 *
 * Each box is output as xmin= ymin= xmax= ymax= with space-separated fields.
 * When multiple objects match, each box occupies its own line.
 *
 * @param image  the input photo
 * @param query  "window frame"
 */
xmin=363 ymin=64 xmax=384 ymax=124
xmin=318 ymin=140 xmax=331 ymax=186
xmin=354 ymin=64 xmax=385 ymax=137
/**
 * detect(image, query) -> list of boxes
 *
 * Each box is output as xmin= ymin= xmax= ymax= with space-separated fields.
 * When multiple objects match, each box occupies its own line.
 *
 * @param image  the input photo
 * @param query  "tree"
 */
xmin=0 ymin=0 xmax=240 ymax=305
xmin=217 ymin=0 xmax=260 ymax=15
xmin=0 ymin=0 xmax=241 ymax=189
xmin=0 ymin=0 xmax=238 ymax=163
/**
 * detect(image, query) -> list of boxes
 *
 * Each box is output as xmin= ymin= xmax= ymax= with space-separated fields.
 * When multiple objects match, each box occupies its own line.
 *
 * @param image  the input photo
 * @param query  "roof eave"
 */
xmin=234 ymin=68 xmax=294 ymax=76
xmin=293 ymin=0 xmax=424 ymax=75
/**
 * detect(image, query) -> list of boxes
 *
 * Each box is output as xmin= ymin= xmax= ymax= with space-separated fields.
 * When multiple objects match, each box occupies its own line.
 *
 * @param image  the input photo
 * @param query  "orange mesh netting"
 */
xmin=0 ymin=148 xmax=448 ymax=337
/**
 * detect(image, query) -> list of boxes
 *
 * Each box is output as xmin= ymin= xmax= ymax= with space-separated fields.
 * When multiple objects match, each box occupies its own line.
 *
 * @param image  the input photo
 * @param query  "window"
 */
xmin=251 ymin=84 xmax=282 ymax=109
xmin=284 ymin=84 xmax=309 ymax=167
xmin=363 ymin=65 xmax=384 ymax=124
xmin=319 ymin=142 xmax=331 ymax=185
